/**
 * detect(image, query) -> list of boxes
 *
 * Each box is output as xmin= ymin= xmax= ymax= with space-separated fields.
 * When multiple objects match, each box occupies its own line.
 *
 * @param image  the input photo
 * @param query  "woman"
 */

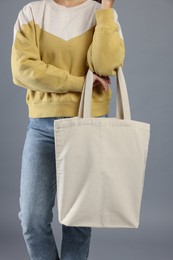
xmin=11 ymin=0 xmax=125 ymax=259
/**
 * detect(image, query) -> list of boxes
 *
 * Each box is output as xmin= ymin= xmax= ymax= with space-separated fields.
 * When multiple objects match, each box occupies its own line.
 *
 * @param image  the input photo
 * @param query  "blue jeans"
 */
xmin=18 ymin=114 xmax=109 ymax=260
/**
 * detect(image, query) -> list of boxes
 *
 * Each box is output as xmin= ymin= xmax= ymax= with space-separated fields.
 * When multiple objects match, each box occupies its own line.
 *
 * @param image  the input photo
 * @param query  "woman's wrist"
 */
xmin=101 ymin=0 xmax=115 ymax=9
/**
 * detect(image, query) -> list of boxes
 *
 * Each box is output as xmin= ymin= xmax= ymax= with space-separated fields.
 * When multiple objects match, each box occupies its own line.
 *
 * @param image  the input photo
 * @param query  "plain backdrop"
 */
xmin=0 ymin=0 xmax=173 ymax=259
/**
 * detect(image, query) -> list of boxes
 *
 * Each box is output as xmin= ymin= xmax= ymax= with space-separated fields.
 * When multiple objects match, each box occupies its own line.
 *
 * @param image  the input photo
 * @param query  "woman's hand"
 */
xmin=101 ymin=0 xmax=115 ymax=9
xmin=93 ymin=73 xmax=111 ymax=92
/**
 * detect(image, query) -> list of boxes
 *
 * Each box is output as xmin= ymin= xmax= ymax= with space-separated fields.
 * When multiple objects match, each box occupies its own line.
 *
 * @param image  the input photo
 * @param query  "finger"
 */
xmin=102 ymin=76 xmax=111 ymax=84
xmin=105 ymin=76 xmax=111 ymax=84
xmin=103 ymin=86 xmax=109 ymax=92
xmin=99 ymin=78 xmax=108 ymax=90
xmin=93 ymin=74 xmax=109 ymax=91
xmin=93 ymin=79 xmax=100 ymax=87
xmin=107 ymin=77 xmax=111 ymax=84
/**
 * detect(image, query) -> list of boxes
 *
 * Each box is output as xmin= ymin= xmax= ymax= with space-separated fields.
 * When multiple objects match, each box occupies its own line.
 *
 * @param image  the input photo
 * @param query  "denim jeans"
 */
xmin=18 ymin=113 xmax=109 ymax=260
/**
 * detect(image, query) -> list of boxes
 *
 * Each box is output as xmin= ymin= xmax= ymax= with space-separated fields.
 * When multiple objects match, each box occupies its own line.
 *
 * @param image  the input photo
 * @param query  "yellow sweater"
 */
xmin=11 ymin=0 xmax=125 ymax=118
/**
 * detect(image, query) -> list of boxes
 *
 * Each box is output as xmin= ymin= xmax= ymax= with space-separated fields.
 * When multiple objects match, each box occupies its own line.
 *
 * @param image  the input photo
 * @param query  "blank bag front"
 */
xmin=54 ymin=67 xmax=151 ymax=228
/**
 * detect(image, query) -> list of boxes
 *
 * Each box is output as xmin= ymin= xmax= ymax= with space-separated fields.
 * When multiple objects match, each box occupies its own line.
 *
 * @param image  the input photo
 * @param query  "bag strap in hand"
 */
xmin=78 ymin=67 xmax=131 ymax=120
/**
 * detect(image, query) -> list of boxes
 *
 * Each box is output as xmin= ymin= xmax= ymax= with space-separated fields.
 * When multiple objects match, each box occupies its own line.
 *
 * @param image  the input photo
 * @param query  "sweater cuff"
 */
xmin=67 ymin=74 xmax=85 ymax=92
xmin=95 ymin=8 xmax=118 ymax=28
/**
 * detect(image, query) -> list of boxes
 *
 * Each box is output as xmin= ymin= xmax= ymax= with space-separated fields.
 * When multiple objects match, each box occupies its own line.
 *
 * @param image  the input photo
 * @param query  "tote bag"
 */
xmin=54 ymin=67 xmax=150 ymax=228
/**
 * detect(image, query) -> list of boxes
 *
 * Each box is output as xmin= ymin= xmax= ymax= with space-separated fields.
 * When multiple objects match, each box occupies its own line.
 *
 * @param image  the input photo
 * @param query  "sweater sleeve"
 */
xmin=86 ymin=8 xmax=125 ymax=76
xmin=11 ymin=5 xmax=85 ymax=93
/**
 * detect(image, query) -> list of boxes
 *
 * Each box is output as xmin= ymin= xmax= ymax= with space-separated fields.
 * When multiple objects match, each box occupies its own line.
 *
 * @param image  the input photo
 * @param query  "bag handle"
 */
xmin=78 ymin=66 xmax=131 ymax=120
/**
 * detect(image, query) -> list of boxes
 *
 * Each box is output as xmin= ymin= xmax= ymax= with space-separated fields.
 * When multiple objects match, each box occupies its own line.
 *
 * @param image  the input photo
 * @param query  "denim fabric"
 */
xmin=18 ymin=113 xmax=109 ymax=260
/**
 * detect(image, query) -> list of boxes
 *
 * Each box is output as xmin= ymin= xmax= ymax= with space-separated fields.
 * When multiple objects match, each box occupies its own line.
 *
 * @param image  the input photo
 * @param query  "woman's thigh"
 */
xmin=19 ymin=119 xmax=57 ymax=223
xmin=18 ymin=114 xmax=109 ymax=221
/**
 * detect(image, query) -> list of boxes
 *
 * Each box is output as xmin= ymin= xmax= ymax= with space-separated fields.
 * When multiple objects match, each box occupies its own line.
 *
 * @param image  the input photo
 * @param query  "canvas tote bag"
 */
xmin=54 ymin=66 xmax=150 ymax=228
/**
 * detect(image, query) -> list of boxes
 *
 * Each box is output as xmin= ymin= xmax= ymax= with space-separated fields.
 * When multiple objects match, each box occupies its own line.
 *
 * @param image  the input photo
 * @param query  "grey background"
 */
xmin=0 ymin=0 xmax=173 ymax=259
